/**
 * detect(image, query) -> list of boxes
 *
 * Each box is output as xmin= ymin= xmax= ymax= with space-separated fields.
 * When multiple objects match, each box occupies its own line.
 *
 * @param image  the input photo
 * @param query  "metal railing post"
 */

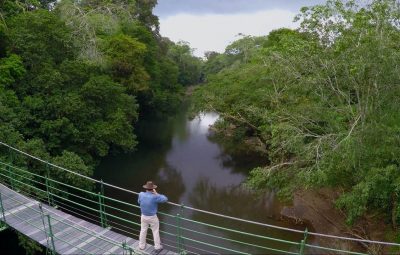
xmin=98 ymin=192 xmax=105 ymax=228
xmin=98 ymin=180 xmax=108 ymax=228
xmin=5 ymin=151 xmax=15 ymax=189
xmin=45 ymin=168 xmax=54 ymax=207
xmin=46 ymin=215 xmax=56 ymax=255
xmin=39 ymin=204 xmax=56 ymax=255
xmin=45 ymin=176 xmax=50 ymax=205
xmin=122 ymin=241 xmax=126 ymax=255
xmin=299 ymin=228 xmax=308 ymax=255
xmin=175 ymin=213 xmax=181 ymax=254
xmin=7 ymin=148 xmax=16 ymax=190
xmin=122 ymin=241 xmax=133 ymax=255
xmin=0 ymin=193 xmax=7 ymax=231
xmin=180 ymin=204 xmax=185 ymax=253
xmin=6 ymin=165 xmax=16 ymax=190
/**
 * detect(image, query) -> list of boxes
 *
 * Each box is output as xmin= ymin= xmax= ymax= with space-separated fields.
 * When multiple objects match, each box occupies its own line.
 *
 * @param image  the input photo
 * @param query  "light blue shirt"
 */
xmin=138 ymin=191 xmax=168 ymax=216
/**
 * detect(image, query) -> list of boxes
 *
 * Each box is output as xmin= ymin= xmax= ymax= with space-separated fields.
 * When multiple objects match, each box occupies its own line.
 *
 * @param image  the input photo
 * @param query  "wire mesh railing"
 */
xmin=0 ymin=141 xmax=399 ymax=254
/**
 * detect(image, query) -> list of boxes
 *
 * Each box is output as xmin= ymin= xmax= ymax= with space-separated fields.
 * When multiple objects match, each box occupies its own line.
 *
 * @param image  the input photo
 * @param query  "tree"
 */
xmin=105 ymin=34 xmax=149 ymax=92
xmin=194 ymin=0 xmax=400 ymax=233
xmin=7 ymin=10 xmax=73 ymax=69
xmin=167 ymin=41 xmax=203 ymax=86
xmin=135 ymin=0 xmax=159 ymax=33
xmin=0 ymin=0 xmax=197 ymax=252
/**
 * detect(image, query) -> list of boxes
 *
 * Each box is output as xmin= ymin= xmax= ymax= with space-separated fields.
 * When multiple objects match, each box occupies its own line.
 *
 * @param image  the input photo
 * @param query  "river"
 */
xmin=95 ymin=103 xmax=306 ymax=254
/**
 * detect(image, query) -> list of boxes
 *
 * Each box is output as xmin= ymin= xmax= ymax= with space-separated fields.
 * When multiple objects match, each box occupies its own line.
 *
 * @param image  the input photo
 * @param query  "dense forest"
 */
xmin=0 ymin=1 xmax=203 ymax=251
xmin=0 ymin=0 xmax=202 ymax=170
xmin=193 ymin=0 xmax=400 ymax=239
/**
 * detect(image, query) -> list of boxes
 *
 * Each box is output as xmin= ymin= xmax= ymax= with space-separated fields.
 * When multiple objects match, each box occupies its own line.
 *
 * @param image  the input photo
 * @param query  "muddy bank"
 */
xmin=280 ymin=188 xmax=394 ymax=254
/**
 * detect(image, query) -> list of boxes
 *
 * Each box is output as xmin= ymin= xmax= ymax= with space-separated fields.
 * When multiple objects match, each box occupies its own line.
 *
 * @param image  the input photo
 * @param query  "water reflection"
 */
xmin=96 ymin=103 xmax=304 ymax=254
xmin=189 ymin=178 xmax=279 ymax=220
xmin=190 ymin=112 xmax=220 ymax=135
xmin=154 ymin=165 xmax=185 ymax=203
xmin=163 ymin=109 xmax=247 ymax=204
xmin=182 ymin=178 xmax=304 ymax=254
xmin=207 ymin=131 xmax=269 ymax=175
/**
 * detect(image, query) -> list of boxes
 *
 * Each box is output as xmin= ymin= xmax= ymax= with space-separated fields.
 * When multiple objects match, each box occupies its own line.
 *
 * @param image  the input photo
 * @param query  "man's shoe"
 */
xmin=139 ymin=245 xmax=146 ymax=250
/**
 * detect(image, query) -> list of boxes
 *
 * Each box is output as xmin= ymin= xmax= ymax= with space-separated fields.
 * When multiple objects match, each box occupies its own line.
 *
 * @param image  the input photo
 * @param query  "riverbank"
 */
xmin=207 ymin=121 xmax=399 ymax=254
xmin=281 ymin=188 xmax=398 ymax=254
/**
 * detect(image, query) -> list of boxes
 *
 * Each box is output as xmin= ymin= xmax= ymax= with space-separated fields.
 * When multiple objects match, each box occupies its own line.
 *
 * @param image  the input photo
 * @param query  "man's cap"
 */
xmin=143 ymin=181 xmax=157 ymax=189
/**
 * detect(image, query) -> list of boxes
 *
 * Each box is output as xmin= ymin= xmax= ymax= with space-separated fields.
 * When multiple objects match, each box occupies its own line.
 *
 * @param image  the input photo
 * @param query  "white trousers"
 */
xmin=139 ymin=215 xmax=162 ymax=250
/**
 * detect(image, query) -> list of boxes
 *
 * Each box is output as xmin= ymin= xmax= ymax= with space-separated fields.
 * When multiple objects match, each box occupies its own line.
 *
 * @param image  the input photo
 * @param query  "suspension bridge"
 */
xmin=0 ymin=142 xmax=399 ymax=255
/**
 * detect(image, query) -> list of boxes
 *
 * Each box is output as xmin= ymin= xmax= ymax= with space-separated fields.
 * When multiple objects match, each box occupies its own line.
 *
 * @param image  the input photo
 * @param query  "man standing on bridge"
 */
xmin=138 ymin=181 xmax=168 ymax=251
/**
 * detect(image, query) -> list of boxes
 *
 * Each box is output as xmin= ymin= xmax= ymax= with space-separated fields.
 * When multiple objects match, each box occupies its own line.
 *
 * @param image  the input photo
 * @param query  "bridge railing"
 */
xmin=0 ymin=141 xmax=399 ymax=254
xmin=0 ymin=189 xmax=140 ymax=255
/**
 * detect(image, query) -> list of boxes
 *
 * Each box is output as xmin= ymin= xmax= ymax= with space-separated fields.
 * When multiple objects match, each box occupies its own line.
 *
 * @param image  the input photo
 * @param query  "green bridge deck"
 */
xmin=0 ymin=183 xmax=174 ymax=255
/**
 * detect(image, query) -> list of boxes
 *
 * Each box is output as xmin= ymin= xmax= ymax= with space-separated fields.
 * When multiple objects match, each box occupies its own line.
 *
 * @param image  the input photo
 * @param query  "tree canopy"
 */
xmin=1 ymin=0 xmax=204 ymax=251
xmin=194 ymin=0 xmax=400 ymax=233
xmin=0 ymin=0 xmax=203 ymax=167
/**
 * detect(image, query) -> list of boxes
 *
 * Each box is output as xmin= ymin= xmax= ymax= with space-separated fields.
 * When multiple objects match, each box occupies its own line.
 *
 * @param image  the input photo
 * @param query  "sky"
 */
xmin=154 ymin=0 xmax=325 ymax=57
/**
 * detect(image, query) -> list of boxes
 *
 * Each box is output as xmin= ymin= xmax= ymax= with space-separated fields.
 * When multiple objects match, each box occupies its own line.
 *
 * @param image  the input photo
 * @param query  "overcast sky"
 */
xmin=154 ymin=0 xmax=325 ymax=57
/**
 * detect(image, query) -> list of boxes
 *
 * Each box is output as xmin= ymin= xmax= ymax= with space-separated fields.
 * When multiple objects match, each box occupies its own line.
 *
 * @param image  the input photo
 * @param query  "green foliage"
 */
xmin=0 ymin=0 xmax=201 ymax=252
xmin=247 ymin=166 xmax=294 ymax=201
xmin=0 ymin=0 xmax=202 ymax=177
xmin=77 ymin=75 xmax=138 ymax=156
xmin=336 ymin=165 xmax=400 ymax=224
xmin=194 ymin=0 xmax=400 ymax=227
xmin=0 ymin=0 xmax=41 ymax=18
xmin=52 ymin=150 xmax=93 ymax=189
xmin=0 ymin=54 xmax=25 ymax=86
xmin=224 ymin=34 xmax=266 ymax=64
xmin=167 ymin=41 xmax=203 ymax=86
xmin=105 ymin=34 xmax=149 ymax=92
xmin=7 ymin=10 xmax=73 ymax=68
xmin=203 ymin=51 xmax=229 ymax=76
xmin=135 ymin=0 xmax=159 ymax=32
xmin=56 ymin=0 xmax=199 ymax=116
xmin=17 ymin=233 xmax=43 ymax=255
xmin=0 ymin=0 xmax=191 ymax=170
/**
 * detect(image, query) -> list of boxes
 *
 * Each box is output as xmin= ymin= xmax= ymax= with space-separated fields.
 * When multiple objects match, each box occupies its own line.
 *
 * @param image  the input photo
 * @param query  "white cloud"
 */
xmin=159 ymin=9 xmax=297 ymax=57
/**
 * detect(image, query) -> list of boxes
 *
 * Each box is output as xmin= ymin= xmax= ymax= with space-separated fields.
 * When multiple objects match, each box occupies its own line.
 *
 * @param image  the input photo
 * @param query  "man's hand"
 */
xmin=152 ymin=189 xmax=158 ymax=195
